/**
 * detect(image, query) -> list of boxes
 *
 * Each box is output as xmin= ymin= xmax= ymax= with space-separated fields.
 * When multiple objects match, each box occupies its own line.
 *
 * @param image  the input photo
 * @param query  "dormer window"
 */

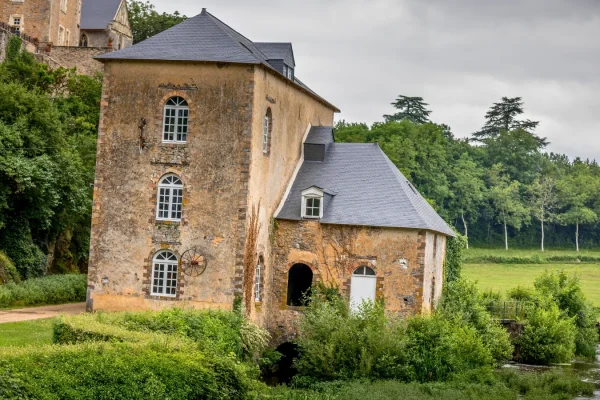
xmin=301 ymin=187 xmax=324 ymax=219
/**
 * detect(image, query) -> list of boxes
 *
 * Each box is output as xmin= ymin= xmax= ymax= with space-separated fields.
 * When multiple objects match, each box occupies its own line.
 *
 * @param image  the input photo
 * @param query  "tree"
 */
xmin=384 ymin=95 xmax=431 ymax=124
xmin=488 ymin=164 xmax=530 ymax=250
xmin=128 ymin=1 xmax=187 ymax=44
xmin=448 ymin=153 xmax=486 ymax=248
xmin=557 ymin=161 xmax=599 ymax=252
xmin=528 ymin=176 xmax=559 ymax=252
xmin=474 ymin=97 xmax=543 ymax=141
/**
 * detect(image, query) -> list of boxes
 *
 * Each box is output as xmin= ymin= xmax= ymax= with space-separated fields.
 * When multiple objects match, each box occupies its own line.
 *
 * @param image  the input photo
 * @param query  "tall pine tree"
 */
xmin=384 ymin=95 xmax=431 ymax=124
xmin=474 ymin=97 xmax=541 ymax=140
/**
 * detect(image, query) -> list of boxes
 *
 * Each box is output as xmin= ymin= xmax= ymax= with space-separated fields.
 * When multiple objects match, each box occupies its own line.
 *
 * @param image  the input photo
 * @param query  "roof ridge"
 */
xmin=205 ymin=11 xmax=269 ymax=62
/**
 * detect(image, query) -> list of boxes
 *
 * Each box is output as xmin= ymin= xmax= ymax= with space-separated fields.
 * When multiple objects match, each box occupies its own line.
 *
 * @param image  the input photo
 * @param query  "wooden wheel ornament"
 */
xmin=180 ymin=247 xmax=207 ymax=277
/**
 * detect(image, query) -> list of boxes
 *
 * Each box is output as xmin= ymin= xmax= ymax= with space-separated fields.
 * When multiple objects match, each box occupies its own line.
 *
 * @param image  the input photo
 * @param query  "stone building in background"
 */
xmin=86 ymin=8 xmax=454 ymax=338
xmin=80 ymin=0 xmax=132 ymax=49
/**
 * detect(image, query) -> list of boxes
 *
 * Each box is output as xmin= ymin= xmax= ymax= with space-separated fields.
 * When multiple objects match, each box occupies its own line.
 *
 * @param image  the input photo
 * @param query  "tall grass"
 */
xmin=0 ymin=274 xmax=86 ymax=309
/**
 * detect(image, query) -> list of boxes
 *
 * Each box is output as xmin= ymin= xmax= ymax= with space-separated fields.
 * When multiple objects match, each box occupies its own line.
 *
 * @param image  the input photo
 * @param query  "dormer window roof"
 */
xmin=301 ymin=187 xmax=324 ymax=219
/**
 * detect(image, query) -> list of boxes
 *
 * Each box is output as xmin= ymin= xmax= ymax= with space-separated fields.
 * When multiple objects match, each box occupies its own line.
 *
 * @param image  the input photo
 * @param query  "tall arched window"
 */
xmin=254 ymin=256 xmax=264 ymax=302
xmin=156 ymin=175 xmax=183 ymax=221
xmin=287 ymin=263 xmax=313 ymax=306
xmin=163 ymin=97 xmax=189 ymax=143
xmin=350 ymin=266 xmax=377 ymax=312
xmin=80 ymin=33 xmax=88 ymax=47
xmin=262 ymin=108 xmax=272 ymax=154
xmin=151 ymin=250 xmax=178 ymax=297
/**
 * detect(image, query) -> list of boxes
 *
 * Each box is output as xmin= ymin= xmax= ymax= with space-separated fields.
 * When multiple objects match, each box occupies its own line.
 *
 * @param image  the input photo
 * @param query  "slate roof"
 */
xmin=96 ymin=9 xmax=339 ymax=112
xmin=276 ymin=127 xmax=455 ymax=236
xmin=81 ymin=0 xmax=123 ymax=30
xmin=255 ymin=42 xmax=295 ymax=67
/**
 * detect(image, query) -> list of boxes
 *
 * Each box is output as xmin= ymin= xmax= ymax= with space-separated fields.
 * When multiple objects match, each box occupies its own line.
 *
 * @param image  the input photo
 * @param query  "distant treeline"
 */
xmin=335 ymin=96 xmax=600 ymax=250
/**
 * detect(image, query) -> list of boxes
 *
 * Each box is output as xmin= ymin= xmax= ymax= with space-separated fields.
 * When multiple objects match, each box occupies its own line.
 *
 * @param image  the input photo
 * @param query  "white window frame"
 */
xmin=287 ymin=67 xmax=293 ymax=80
xmin=58 ymin=25 xmax=65 ymax=45
xmin=10 ymin=15 xmax=23 ymax=34
xmin=301 ymin=187 xmax=324 ymax=219
xmin=60 ymin=0 xmax=67 ymax=13
xmin=262 ymin=112 xmax=271 ymax=154
xmin=156 ymin=175 xmax=184 ymax=222
xmin=254 ymin=258 xmax=263 ymax=302
xmin=151 ymin=251 xmax=178 ymax=297
xmin=163 ymin=97 xmax=189 ymax=143
xmin=65 ymin=29 xmax=70 ymax=46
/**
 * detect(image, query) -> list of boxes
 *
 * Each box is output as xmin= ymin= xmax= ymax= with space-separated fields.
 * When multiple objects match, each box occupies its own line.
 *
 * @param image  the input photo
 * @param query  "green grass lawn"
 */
xmin=0 ymin=319 xmax=54 ymax=347
xmin=463 ymin=263 xmax=600 ymax=306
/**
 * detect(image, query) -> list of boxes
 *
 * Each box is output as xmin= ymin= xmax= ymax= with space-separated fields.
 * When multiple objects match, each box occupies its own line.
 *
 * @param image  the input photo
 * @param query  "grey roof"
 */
xmin=81 ymin=0 xmax=123 ymax=30
xmin=96 ymin=9 xmax=339 ymax=112
xmin=255 ymin=42 xmax=295 ymax=67
xmin=305 ymin=126 xmax=334 ymax=144
xmin=276 ymin=127 xmax=455 ymax=236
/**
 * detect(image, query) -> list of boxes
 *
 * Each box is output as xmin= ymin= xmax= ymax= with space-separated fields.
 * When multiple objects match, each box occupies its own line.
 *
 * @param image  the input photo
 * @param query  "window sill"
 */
xmin=160 ymin=142 xmax=188 ymax=147
xmin=155 ymin=220 xmax=181 ymax=226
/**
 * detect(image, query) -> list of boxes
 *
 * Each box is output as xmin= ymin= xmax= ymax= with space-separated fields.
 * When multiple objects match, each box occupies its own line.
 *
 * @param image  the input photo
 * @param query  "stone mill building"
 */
xmin=86 ymin=8 xmax=454 ymax=338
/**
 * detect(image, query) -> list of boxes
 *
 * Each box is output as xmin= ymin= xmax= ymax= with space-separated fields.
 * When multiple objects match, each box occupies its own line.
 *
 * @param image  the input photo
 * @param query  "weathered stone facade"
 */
xmin=0 ymin=0 xmax=80 ymax=45
xmin=81 ymin=0 xmax=132 ymax=49
xmin=40 ymin=45 xmax=111 ymax=75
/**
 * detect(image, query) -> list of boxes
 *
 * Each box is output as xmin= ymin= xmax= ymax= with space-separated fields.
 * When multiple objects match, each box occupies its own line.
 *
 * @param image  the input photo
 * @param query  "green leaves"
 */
xmin=128 ymin=1 xmax=187 ymax=44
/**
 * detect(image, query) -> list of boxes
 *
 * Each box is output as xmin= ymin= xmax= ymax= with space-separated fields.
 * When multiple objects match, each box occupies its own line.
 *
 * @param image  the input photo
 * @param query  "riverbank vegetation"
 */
xmin=0 ymin=274 xmax=86 ymax=309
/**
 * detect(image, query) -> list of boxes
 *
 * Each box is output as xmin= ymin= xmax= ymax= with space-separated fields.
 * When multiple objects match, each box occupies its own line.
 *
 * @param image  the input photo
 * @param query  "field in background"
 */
xmin=464 ymin=247 xmax=600 ymax=306
xmin=0 ymin=319 xmax=54 ymax=347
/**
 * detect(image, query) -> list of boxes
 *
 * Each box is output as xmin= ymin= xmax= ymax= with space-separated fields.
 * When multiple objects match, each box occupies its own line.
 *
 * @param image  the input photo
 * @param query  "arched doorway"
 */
xmin=350 ymin=266 xmax=377 ymax=311
xmin=287 ymin=263 xmax=313 ymax=306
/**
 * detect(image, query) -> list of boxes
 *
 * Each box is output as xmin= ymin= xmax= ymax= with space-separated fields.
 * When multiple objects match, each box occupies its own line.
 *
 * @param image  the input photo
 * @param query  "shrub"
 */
xmin=0 ymin=250 xmax=19 ymax=285
xmin=507 ymin=286 xmax=535 ymax=301
xmin=534 ymin=271 xmax=599 ymax=358
xmin=516 ymin=302 xmax=576 ymax=364
xmin=54 ymin=308 xmax=269 ymax=361
xmin=0 ymin=342 xmax=251 ymax=400
xmin=0 ymin=274 xmax=86 ymax=309
xmin=439 ymin=279 xmax=513 ymax=363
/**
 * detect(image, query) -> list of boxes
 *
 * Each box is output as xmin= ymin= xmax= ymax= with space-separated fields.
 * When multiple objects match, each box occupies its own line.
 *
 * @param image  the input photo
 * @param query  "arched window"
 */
xmin=287 ymin=263 xmax=313 ymax=306
xmin=80 ymin=34 xmax=88 ymax=47
xmin=350 ymin=266 xmax=377 ymax=311
xmin=156 ymin=175 xmax=183 ymax=221
xmin=262 ymin=108 xmax=272 ymax=154
xmin=163 ymin=97 xmax=189 ymax=143
xmin=151 ymin=250 xmax=178 ymax=297
xmin=254 ymin=256 xmax=264 ymax=302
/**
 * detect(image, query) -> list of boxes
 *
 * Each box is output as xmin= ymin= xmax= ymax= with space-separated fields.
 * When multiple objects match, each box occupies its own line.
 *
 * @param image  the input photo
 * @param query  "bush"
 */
xmin=439 ymin=279 xmax=513 ymax=363
xmin=54 ymin=308 xmax=269 ymax=361
xmin=0 ymin=250 xmax=19 ymax=285
xmin=445 ymin=233 xmax=466 ymax=283
xmin=0 ymin=342 xmax=251 ymax=400
xmin=516 ymin=302 xmax=576 ymax=364
xmin=294 ymin=292 xmax=499 ymax=384
xmin=533 ymin=271 xmax=599 ymax=358
xmin=507 ymin=286 xmax=536 ymax=301
xmin=0 ymin=274 xmax=86 ymax=309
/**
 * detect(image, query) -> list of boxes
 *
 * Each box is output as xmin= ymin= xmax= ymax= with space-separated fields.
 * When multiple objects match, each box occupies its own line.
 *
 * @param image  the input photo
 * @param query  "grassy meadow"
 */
xmin=464 ymin=247 xmax=600 ymax=306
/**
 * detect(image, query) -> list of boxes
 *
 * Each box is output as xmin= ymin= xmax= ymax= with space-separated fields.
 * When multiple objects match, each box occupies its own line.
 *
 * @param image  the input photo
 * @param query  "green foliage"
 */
xmin=474 ymin=97 xmax=541 ymax=140
xmin=0 ymin=250 xmax=19 ymax=284
xmin=383 ymin=95 xmax=431 ymax=124
xmin=128 ymin=1 xmax=187 ymax=43
xmin=0 ymin=42 xmax=100 ymax=277
xmin=516 ymin=302 xmax=576 ymax=364
xmin=444 ymin=232 xmax=466 ymax=283
xmin=0 ymin=274 xmax=86 ymax=309
xmin=0 ymin=342 xmax=251 ymax=400
xmin=439 ymin=279 xmax=513 ymax=362
xmin=54 ymin=308 xmax=269 ymax=361
xmin=533 ymin=271 xmax=599 ymax=358
xmin=294 ymin=292 xmax=500 ymax=384
xmin=507 ymin=286 xmax=535 ymax=301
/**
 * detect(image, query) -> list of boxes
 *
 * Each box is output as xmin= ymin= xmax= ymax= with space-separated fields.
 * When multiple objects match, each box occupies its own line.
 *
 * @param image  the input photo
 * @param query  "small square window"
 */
xmin=305 ymin=197 xmax=321 ymax=218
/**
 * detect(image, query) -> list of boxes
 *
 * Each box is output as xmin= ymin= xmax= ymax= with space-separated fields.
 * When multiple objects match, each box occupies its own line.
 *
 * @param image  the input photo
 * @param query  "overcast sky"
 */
xmin=152 ymin=0 xmax=600 ymax=160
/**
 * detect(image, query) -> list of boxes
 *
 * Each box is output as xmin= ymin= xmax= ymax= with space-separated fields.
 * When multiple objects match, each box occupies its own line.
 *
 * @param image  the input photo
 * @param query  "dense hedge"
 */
xmin=0 ymin=274 xmax=86 ymax=309
xmin=0 ymin=251 xmax=19 ymax=285
xmin=0 ymin=342 xmax=251 ymax=400
xmin=464 ymin=253 xmax=600 ymax=265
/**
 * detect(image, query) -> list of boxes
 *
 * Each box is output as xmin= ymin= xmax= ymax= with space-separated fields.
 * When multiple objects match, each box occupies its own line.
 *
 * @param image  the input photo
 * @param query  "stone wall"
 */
xmin=87 ymin=61 xmax=255 ymax=312
xmin=267 ymin=220 xmax=438 ymax=342
xmin=42 ymin=45 xmax=112 ymax=75
xmin=0 ymin=29 xmax=36 ymax=62
xmin=246 ymin=66 xmax=336 ymax=326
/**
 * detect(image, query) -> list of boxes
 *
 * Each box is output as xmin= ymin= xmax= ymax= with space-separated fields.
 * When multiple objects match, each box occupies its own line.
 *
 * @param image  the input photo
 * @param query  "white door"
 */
xmin=350 ymin=266 xmax=377 ymax=312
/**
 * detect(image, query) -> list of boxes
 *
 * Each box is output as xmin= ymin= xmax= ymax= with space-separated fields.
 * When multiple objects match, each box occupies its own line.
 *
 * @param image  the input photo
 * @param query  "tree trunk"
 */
xmin=461 ymin=211 xmax=468 ymax=249
xmin=576 ymin=222 xmax=580 ymax=253
xmin=504 ymin=215 xmax=508 ymax=251
xmin=541 ymin=217 xmax=545 ymax=252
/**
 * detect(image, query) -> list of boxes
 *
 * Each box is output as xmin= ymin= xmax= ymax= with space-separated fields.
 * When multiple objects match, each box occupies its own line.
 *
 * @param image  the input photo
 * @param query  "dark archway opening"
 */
xmin=262 ymin=342 xmax=299 ymax=385
xmin=287 ymin=263 xmax=313 ymax=306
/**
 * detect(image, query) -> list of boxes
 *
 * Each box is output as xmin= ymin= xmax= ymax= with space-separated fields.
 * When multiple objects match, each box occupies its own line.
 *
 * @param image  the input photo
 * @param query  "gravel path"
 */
xmin=0 ymin=303 xmax=86 ymax=324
